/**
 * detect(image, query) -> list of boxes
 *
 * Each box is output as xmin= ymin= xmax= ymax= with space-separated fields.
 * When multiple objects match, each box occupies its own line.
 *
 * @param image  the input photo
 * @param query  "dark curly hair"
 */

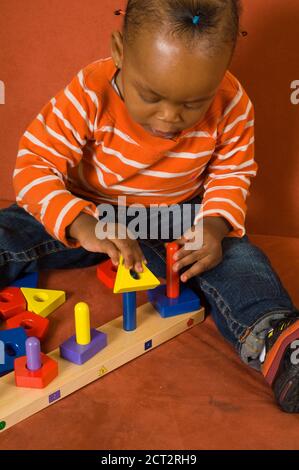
xmin=122 ymin=0 xmax=243 ymax=54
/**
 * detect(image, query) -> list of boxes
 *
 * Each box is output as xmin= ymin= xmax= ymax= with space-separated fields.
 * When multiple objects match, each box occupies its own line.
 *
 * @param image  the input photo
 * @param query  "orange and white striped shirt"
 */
xmin=13 ymin=57 xmax=257 ymax=247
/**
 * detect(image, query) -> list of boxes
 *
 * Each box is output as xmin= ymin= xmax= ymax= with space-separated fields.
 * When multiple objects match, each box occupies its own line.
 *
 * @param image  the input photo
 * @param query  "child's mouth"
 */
xmin=144 ymin=126 xmax=179 ymax=140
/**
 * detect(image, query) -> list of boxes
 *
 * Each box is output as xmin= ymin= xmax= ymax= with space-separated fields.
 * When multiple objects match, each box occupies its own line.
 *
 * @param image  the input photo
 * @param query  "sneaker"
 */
xmin=262 ymin=312 xmax=299 ymax=412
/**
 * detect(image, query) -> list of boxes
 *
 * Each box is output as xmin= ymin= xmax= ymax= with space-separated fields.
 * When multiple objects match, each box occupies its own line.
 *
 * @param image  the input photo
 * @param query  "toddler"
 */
xmin=1 ymin=0 xmax=298 ymax=412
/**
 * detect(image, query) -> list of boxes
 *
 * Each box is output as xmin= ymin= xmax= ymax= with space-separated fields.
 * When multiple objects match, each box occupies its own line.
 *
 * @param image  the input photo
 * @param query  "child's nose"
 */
xmin=156 ymin=104 xmax=182 ymax=124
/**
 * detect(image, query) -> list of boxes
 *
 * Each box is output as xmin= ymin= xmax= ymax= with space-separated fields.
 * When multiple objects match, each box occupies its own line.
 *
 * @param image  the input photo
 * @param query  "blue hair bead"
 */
xmin=192 ymin=15 xmax=201 ymax=25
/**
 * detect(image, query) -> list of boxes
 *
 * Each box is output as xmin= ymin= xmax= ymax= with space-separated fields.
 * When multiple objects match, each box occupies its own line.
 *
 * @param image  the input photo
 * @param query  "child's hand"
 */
xmin=67 ymin=213 xmax=146 ymax=272
xmin=173 ymin=226 xmax=223 ymax=282
xmin=172 ymin=217 xmax=231 ymax=282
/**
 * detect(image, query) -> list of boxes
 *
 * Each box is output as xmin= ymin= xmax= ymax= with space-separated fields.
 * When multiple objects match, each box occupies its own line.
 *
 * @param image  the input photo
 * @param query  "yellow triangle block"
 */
xmin=21 ymin=287 xmax=66 ymax=318
xmin=113 ymin=256 xmax=160 ymax=294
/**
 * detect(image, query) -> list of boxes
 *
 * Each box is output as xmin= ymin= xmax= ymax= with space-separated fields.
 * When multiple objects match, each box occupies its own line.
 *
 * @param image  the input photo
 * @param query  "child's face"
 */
xmin=112 ymin=30 xmax=233 ymax=139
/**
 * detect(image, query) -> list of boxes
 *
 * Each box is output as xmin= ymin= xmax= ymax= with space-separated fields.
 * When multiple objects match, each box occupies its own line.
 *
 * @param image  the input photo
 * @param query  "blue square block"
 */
xmin=0 ymin=327 xmax=27 ymax=374
xmin=59 ymin=329 xmax=107 ymax=365
xmin=148 ymin=285 xmax=200 ymax=318
xmin=11 ymin=272 xmax=38 ymax=288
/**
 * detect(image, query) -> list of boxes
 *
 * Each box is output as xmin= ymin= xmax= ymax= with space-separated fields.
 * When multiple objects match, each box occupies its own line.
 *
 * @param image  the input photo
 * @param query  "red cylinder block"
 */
xmin=166 ymin=242 xmax=180 ymax=299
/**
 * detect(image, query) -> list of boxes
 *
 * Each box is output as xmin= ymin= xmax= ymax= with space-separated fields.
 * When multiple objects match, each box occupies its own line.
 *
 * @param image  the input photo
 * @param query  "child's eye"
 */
xmin=139 ymin=92 xmax=205 ymax=109
xmin=184 ymin=102 xmax=204 ymax=110
xmin=140 ymin=94 xmax=160 ymax=104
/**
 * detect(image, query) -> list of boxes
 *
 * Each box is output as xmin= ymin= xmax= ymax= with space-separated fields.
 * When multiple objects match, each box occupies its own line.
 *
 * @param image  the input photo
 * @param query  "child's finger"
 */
xmin=133 ymin=245 xmax=146 ymax=273
xmin=115 ymin=240 xmax=135 ymax=269
xmin=174 ymin=245 xmax=204 ymax=261
xmin=123 ymin=251 xmax=135 ymax=270
xmin=101 ymin=240 xmax=120 ymax=266
xmin=180 ymin=260 xmax=210 ymax=282
xmin=173 ymin=246 xmax=188 ymax=260
xmin=172 ymin=238 xmax=185 ymax=246
xmin=173 ymin=251 xmax=202 ymax=272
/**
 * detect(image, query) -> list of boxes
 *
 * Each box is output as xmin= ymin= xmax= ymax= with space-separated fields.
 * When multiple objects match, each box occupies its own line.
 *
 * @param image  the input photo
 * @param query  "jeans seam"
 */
xmin=0 ymin=240 xmax=68 ymax=265
xmin=199 ymin=277 xmax=248 ymax=339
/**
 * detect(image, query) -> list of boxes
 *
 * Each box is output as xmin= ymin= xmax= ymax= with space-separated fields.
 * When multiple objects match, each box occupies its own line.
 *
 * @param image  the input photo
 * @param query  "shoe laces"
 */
xmin=267 ymin=310 xmax=299 ymax=340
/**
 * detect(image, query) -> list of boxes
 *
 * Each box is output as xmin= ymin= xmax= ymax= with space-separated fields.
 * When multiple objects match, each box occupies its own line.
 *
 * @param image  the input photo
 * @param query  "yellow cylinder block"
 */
xmin=75 ymin=302 xmax=91 ymax=345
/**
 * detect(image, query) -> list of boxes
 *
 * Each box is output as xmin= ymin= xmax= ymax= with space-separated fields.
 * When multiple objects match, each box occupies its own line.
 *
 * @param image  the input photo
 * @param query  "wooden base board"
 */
xmin=0 ymin=302 xmax=205 ymax=432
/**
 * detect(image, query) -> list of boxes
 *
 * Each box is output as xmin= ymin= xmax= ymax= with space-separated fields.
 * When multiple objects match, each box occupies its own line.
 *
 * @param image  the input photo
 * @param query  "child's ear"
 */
xmin=111 ymin=31 xmax=124 ymax=69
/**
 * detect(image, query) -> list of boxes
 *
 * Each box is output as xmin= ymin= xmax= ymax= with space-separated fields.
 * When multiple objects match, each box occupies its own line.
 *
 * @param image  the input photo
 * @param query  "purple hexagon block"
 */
xmin=59 ymin=329 xmax=107 ymax=365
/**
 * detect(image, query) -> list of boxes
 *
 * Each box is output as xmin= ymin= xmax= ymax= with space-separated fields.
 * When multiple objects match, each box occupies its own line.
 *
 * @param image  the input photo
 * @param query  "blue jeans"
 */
xmin=0 ymin=202 xmax=296 ymax=370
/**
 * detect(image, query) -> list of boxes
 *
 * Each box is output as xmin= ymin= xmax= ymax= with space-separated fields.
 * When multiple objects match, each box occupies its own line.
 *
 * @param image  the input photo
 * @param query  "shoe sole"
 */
xmin=273 ymin=369 xmax=299 ymax=413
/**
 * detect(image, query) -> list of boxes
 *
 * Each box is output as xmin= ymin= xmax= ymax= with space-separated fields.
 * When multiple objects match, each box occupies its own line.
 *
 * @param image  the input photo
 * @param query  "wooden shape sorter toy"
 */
xmin=14 ymin=337 xmax=58 ymax=389
xmin=20 ymin=288 xmax=66 ymax=318
xmin=60 ymin=303 xmax=107 ymax=365
xmin=5 ymin=311 xmax=50 ymax=342
xmin=96 ymin=259 xmax=117 ymax=290
xmin=113 ymin=255 xmax=160 ymax=294
xmin=148 ymin=242 xmax=201 ymax=318
xmin=0 ymin=328 xmax=27 ymax=375
xmin=0 ymin=304 xmax=204 ymax=432
xmin=0 ymin=243 xmax=205 ymax=432
xmin=0 ymin=287 xmax=27 ymax=320
xmin=11 ymin=272 xmax=39 ymax=288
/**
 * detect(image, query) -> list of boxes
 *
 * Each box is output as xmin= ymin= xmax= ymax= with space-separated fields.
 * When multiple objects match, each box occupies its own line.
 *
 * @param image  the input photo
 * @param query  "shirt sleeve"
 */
xmin=194 ymin=82 xmax=258 ymax=238
xmin=13 ymin=68 xmax=100 ymax=247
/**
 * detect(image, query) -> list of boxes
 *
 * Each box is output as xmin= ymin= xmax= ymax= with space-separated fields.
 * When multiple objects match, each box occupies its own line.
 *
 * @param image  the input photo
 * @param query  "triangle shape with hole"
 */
xmin=113 ymin=256 xmax=160 ymax=294
xmin=20 ymin=288 xmax=66 ymax=318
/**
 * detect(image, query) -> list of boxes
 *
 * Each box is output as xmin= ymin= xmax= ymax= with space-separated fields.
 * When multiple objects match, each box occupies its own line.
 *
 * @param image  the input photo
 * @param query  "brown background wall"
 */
xmin=0 ymin=0 xmax=298 ymax=236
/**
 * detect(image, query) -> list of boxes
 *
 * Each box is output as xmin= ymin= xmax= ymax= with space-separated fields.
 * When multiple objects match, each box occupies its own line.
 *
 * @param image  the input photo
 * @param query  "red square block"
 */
xmin=0 ymin=287 xmax=26 ymax=320
xmin=6 ymin=311 xmax=49 ymax=341
xmin=96 ymin=259 xmax=117 ymax=289
xmin=14 ymin=353 xmax=58 ymax=389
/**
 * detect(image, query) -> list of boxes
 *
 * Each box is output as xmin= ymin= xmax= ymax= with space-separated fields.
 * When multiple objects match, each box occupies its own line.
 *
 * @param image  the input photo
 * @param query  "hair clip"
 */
xmin=114 ymin=9 xmax=126 ymax=16
xmin=192 ymin=15 xmax=201 ymax=25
